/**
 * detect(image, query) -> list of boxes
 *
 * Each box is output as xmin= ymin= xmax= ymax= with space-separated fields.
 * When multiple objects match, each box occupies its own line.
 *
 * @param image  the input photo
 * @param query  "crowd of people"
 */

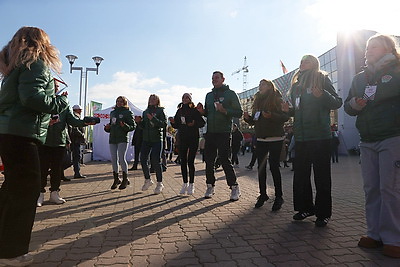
xmin=0 ymin=26 xmax=399 ymax=266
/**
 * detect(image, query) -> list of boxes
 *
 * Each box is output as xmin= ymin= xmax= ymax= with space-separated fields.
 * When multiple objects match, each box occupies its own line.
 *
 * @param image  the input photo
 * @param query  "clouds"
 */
xmin=89 ymin=71 xmax=209 ymax=116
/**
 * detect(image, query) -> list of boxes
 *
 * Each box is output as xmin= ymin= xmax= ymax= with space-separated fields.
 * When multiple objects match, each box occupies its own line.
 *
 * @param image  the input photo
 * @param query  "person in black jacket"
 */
xmin=244 ymin=79 xmax=289 ymax=211
xmin=171 ymin=93 xmax=205 ymax=195
xmin=69 ymin=104 xmax=86 ymax=178
xmin=129 ymin=119 xmax=143 ymax=170
xmin=231 ymin=124 xmax=243 ymax=167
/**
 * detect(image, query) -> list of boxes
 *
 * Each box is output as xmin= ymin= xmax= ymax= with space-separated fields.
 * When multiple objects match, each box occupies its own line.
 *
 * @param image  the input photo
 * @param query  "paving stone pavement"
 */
xmin=3 ymin=154 xmax=399 ymax=266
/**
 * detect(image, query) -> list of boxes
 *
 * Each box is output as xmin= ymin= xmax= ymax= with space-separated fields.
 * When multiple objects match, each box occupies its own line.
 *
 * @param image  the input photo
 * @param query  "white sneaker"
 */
xmin=187 ymin=183 xmax=195 ymax=195
xmin=0 ymin=253 xmax=33 ymax=266
xmin=204 ymin=184 xmax=214 ymax=198
xmin=37 ymin=192 xmax=44 ymax=207
xmin=154 ymin=182 xmax=164 ymax=194
xmin=179 ymin=183 xmax=188 ymax=195
xmin=49 ymin=191 xmax=66 ymax=204
xmin=142 ymin=179 xmax=154 ymax=191
xmin=230 ymin=185 xmax=240 ymax=201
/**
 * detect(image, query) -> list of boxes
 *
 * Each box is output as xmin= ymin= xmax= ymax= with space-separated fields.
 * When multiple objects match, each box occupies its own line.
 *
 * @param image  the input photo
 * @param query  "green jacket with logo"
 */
xmin=104 ymin=106 xmax=135 ymax=144
xmin=344 ymin=61 xmax=400 ymax=142
xmin=289 ymin=74 xmax=342 ymax=142
xmin=0 ymin=59 xmax=69 ymax=144
xmin=204 ymin=84 xmax=243 ymax=133
xmin=44 ymin=107 xmax=86 ymax=147
xmin=138 ymin=106 xmax=167 ymax=143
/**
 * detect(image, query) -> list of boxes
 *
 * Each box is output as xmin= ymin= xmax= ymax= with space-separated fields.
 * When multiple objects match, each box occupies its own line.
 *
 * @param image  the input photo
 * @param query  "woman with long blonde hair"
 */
xmin=288 ymin=54 xmax=342 ymax=227
xmin=0 ymin=26 xmax=69 ymax=266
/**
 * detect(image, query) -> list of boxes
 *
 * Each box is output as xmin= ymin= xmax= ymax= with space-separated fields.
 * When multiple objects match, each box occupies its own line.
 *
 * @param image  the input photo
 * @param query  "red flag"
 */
xmin=280 ymin=60 xmax=288 ymax=74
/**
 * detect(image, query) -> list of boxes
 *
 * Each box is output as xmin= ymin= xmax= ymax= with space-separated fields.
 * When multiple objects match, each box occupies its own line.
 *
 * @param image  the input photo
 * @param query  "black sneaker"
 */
xmin=315 ymin=217 xmax=330 ymax=227
xmin=254 ymin=195 xmax=269 ymax=208
xmin=272 ymin=197 xmax=284 ymax=211
xmin=293 ymin=211 xmax=315 ymax=220
xmin=245 ymin=165 xmax=253 ymax=170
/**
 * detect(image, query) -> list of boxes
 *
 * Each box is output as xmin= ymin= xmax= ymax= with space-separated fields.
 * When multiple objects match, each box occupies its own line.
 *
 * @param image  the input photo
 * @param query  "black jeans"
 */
xmin=205 ymin=132 xmax=237 ymax=187
xmin=179 ymin=137 xmax=198 ymax=183
xmin=141 ymin=141 xmax=163 ymax=182
xmin=231 ymin=145 xmax=240 ymax=165
xmin=39 ymin=145 xmax=66 ymax=192
xmin=248 ymin=148 xmax=257 ymax=167
xmin=0 ymin=134 xmax=41 ymax=258
xmin=293 ymin=139 xmax=332 ymax=218
xmin=256 ymin=140 xmax=283 ymax=198
xmin=133 ymin=141 xmax=142 ymax=166
xmin=71 ymin=142 xmax=81 ymax=176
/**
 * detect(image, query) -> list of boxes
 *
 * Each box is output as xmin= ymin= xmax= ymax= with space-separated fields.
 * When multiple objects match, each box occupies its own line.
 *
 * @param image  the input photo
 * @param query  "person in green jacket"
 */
xmin=37 ymin=80 xmax=98 ymax=206
xmin=197 ymin=71 xmax=243 ymax=201
xmin=104 ymin=96 xmax=135 ymax=190
xmin=137 ymin=94 xmax=167 ymax=194
xmin=0 ymin=26 xmax=69 ymax=266
xmin=287 ymin=55 xmax=342 ymax=227
xmin=344 ymin=34 xmax=400 ymax=258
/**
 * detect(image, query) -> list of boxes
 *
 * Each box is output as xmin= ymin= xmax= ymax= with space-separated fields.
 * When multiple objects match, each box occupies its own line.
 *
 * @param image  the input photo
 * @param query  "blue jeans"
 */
xmin=109 ymin=143 xmax=129 ymax=173
xmin=141 ymin=141 xmax=163 ymax=182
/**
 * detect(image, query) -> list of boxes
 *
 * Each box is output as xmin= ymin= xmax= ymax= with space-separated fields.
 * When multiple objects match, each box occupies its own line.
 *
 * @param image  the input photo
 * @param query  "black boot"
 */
xmin=111 ymin=172 xmax=121 ymax=189
xmin=129 ymin=163 xmax=138 ymax=171
xmin=119 ymin=172 xmax=130 ymax=190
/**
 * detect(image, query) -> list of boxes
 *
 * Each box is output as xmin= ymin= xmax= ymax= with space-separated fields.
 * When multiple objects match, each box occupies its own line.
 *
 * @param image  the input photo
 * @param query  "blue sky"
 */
xmin=0 ymin=0 xmax=398 ymax=116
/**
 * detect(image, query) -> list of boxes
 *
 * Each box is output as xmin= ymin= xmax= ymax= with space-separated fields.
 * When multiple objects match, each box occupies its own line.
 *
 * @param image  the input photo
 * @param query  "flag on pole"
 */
xmin=280 ymin=60 xmax=288 ymax=74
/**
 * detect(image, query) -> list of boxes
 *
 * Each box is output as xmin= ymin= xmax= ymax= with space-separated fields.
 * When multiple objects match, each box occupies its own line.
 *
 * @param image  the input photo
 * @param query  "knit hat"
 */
xmin=72 ymin=104 xmax=82 ymax=110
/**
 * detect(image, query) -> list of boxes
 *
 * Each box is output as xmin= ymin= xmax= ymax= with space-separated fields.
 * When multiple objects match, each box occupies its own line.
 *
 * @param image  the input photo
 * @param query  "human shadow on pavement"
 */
xmin=31 ymin=196 xmax=231 ymax=266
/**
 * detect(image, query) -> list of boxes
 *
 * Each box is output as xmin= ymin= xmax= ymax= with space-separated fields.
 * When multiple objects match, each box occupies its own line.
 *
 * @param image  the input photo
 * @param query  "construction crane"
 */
xmin=232 ymin=56 xmax=249 ymax=91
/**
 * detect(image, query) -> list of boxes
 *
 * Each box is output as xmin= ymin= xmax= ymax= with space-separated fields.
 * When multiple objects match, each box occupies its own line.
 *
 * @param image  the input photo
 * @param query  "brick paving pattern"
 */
xmin=2 ymin=154 xmax=398 ymax=266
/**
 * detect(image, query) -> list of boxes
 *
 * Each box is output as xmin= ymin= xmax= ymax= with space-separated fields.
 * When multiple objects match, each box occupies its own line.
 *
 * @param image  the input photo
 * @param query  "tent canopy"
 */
xmin=92 ymin=100 xmax=143 ymax=161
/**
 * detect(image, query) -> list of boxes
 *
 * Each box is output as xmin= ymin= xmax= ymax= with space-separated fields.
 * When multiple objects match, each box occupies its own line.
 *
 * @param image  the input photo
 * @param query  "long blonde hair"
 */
xmin=0 ymin=26 xmax=61 ymax=78
xmin=289 ymin=55 xmax=325 ymax=95
xmin=367 ymin=34 xmax=400 ymax=63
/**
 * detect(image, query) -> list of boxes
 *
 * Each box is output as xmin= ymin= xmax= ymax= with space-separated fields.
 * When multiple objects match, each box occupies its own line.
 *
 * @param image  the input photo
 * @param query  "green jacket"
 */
xmin=44 ymin=107 xmax=86 ymax=147
xmin=138 ymin=106 xmax=167 ymax=143
xmin=204 ymin=84 xmax=243 ymax=133
xmin=289 ymin=74 xmax=342 ymax=141
xmin=0 ymin=60 xmax=69 ymax=144
xmin=344 ymin=61 xmax=400 ymax=142
xmin=104 ymin=107 xmax=135 ymax=144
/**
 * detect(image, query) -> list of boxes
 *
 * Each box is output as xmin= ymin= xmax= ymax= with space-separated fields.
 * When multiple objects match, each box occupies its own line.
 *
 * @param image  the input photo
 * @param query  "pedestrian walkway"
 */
xmin=3 ymin=154 xmax=398 ymax=266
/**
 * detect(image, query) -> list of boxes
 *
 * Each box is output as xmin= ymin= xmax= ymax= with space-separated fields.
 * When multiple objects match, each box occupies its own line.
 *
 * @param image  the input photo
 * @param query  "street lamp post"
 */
xmin=66 ymin=55 xmax=104 ymax=116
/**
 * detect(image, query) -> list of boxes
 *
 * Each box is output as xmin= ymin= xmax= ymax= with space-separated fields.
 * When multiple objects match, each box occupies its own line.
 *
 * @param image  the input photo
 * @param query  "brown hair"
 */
xmin=115 ymin=96 xmax=129 ymax=109
xmin=252 ymin=79 xmax=282 ymax=113
xmin=0 ymin=26 xmax=61 ymax=78
xmin=148 ymin=94 xmax=161 ymax=107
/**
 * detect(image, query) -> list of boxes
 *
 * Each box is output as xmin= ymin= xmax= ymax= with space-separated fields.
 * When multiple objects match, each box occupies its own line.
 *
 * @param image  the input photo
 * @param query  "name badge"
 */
xmin=254 ymin=111 xmax=261 ymax=121
xmin=111 ymin=117 xmax=117 ymax=124
xmin=363 ymin=85 xmax=377 ymax=101
xmin=295 ymin=97 xmax=300 ymax=109
xmin=181 ymin=116 xmax=186 ymax=124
